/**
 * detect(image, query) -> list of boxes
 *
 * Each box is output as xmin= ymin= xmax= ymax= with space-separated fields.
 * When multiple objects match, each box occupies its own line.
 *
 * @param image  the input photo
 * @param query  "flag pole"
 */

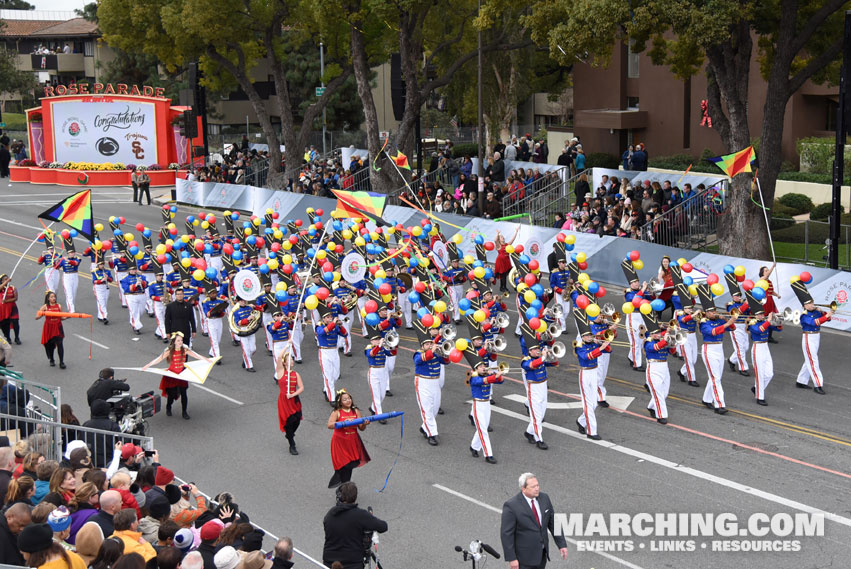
xmin=754 ymin=174 xmax=777 ymax=267
xmin=9 ymin=222 xmax=54 ymax=282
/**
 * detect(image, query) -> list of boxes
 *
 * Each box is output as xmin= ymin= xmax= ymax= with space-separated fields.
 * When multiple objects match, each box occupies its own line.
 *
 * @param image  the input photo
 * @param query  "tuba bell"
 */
xmin=494 ymin=312 xmax=510 ymax=329
xmin=547 ymin=322 xmax=563 ymax=338
xmin=384 ymin=330 xmax=400 ymax=348
xmin=439 ymin=323 xmax=457 ymax=341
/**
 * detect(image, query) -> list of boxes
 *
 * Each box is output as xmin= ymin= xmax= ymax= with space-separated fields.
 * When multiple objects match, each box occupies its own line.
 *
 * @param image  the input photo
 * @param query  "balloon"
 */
xmin=587 ymin=282 xmax=600 ymax=294
xmin=688 ymin=284 xmax=698 ymax=296
xmin=128 ymin=246 xmax=139 ymax=256
xmin=315 ymin=287 xmax=330 ymax=301
xmin=474 ymin=266 xmax=486 ymax=279
xmin=677 ymin=257 xmax=688 ymax=266
xmin=523 ymin=273 xmax=537 ymax=287
xmin=484 ymin=241 xmax=495 ymax=251
xmin=525 ymin=307 xmax=538 ymax=320
xmin=565 ymin=235 xmax=576 ymax=245
xmin=414 ymin=281 xmax=426 ymax=293
xmin=434 ymin=300 xmax=447 ymax=313
xmin=205 ymin=268 xmax=218 ymax=279
xmin=710 ymin=283 xmax=724 ymax=296
xmin=576 ymin=252 xmax=587 ymax=263
xmin=473 ymin=310 xmax=486 ymax=323
xmin=578 ymin=273 xmax=589 ymax=283
xmin=751 ymin=287 xmax=766 ymax=301
xmin=258 ymin=264 xmax=270 ymax=275
xmin=528 ymin=260 xmax=539 ymax=271
xmin=531 ymin=284 xmax=544 ymax=297
xmin=706 ymin=273 xmax=719 ymax=286
xmin=800 ymin=271 xmax=812 ymax=284
xmin=575 ymin=295 xmax=590 ymax=309
xmin=529 ymin=317 xmax=541 ymax=331
xmin=741 ymin=279 xmax=754 ymax=291
xmin=734 ymin=265 xmax=746 ymax=277
xmin=723 ymin=264 xmax=735 ymax=275
xmin=135 ymin=223 xmax=144 ymax=232
xmin=524 ymin=290 xmax=537 ymax=303
xmin=95 ymin=223 xmax=104 ymax=232
xmin=408 ymin=291 xmax=421 ymax=305
xmin=275 ymin=290 xmax=288 ymax=302
xmin=365 ymin=313 xmax=380 ymax=327
xmin=629 ymin=250 xmax=640 ymax=262
xmin=755 ymin=279 xmax=770 ymax=290
xmin=505 ymin=245 xmax=514 ymax=255
xmin=578 ymin=261 xmax=588 ymax=270
xmin=595 ymin=286 xmax=606 ymax=298
xmin=379 ymin=283 xmax=392 ymax=296
xmin=304 ymin=295 xmax=319 ymax=310
xmin=192 ymin=269 xmax=205 ymax=281
xmin=651 ymin=299 xmax=665 ymax=312
xmin=585 ymin=303 xmax=600 ymax=318
xmin=683 ymin=276 xmax=693 ymax=286
xmin=556 ymin=233 xmax=566 ymax=243
xmin=446 ymin=348 xmax=461 ymax=363
xmin=421 ymin=313 xmax=435 ymax=327
xmin=621 ymin=302 xmax=635 ymax=314
xmin=639 ymin=302 xmax=652 ymax=315
xmin=633 ymin=259 xmax=644 ymax=271
xmin=455 ymin=338 xmax=469 ymax=352
xmin=156 ymin=254 xmax=167 ymax=264
xmin=536 ymin=320 xmax=547 ymax=333
xmin=364 ymin=300 xmax=378 ymax=314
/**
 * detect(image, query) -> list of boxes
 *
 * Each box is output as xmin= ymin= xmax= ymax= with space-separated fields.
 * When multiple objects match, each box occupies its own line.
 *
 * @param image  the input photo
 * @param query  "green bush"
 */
xmin=2 ymin=113 xmax=27 ymax=131
xmin=810 ymin=202 xmax=845 ymax=221
xmin=585 ymin=152 xmax=620 ymax=169
xmin=771 ymin=201 xmax=796 ymax=216
xmin=777 ymin=193 xmax=814 ymax=214
xmin=772 ymin=214 xmax=851 ymax=242
xmin=451 ymin=143 xmax=479 ymax=159
xmin=777 ymin=171 xmax=833 ymax=184
xmin=769 ymin=214 xmax=796 ymax=231
xmin=796 ymin=136 xmax=851 ymax=175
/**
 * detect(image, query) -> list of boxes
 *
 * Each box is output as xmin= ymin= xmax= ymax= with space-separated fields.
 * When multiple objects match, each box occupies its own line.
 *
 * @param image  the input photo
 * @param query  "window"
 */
xmin=84 ymin=41 xmax=94 ymax=56
xmin=627 ymin=39 xmax=640 ymax=78
xmin=627 ymin=97 xmax=639 ymax=110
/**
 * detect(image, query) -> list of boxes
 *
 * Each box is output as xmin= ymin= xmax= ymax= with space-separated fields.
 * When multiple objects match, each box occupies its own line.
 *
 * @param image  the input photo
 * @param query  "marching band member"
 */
xmin=148 ymin=266 xmax=169 ymax=341
xmin=744 ymin=287 xmax=782 ymax=405
xmin=331 ymin=282 xmax=355 ymax=356
xmin=396 ymin=264 xmax=414 ymax=329
xmin=111 ymin=240 xmax=130 ymax=308
xmin=232 ymin=297 xmax=258 ymax=372
xmin=590 ymin=312 xmax=614 ymax=407
xmin=413 ymin=317 xmax=448 ymax=446
xmin=203 ymin=285 xmax=228 ymax=362
xmin=326 ymin=389 xmax=370 ymax=489
xmin=120 ymin=262 xmax=148 ymax=335
xmin=316 ymin=297 xmax=347 ymax=402
xmin=267 ymin=310 xmax=292 ymax=381
xmin=140 ymin=235 xmax=156 ymax=316
xmin=377 ymin=301 xmax=401 ymax=397
xmin=466 ymin=310 xmax=496 ymax=428
xmin=792 ymin=278 xmax=831 ymax=394
xmin=257 ymin=270 xmax=276 ymax=355
xmin=521 ymin=321 xmax=556 ymax=449
xmin=443 ymin=243 xmax=466 ymax=323
xmin=573 ymin=309 xmax=605 ymax=440
xmin=464 ymin=346 xmax=503 ymax=464
xmin=622 ymin=259 xmax=647 ymax=372
xmin=696 ymin=283 xmax=737 ymax=414
xmin=642 ymin=310 xmax=674 ymax=424
xmin=364 ymin=323 xmax=390 ymax=420
xmin=672 ymin=285 xmax=700 ymax=387
xmin=278 ymin=271 xmax=304 ymax=364
xmin=59 ymin=233 xmax=79 ymax=313
xmin=37 ymin=231 xmax=61 ymax=293
xmin=549 ymin=257 xmax=571 ymax=332
xmin=725 ymin=273 xmax=750 ymax=376
xmin=91 ymin=254 xmax=113 ymax=325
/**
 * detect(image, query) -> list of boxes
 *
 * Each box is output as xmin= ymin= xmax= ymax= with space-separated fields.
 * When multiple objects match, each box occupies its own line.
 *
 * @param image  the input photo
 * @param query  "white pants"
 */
xmin=195 ymin=303 xmax=209 ymax=335
xmin=319 ymin=347 xmax=340 ymax=401
xmin=514 ymin=297 xmax=524 ymax=335
xmin=435 ymin=365 xmax=445 ymax=412
xmin=153 ymin=300 xmax=166 ymax=338
xmin=796 ymin=333 xmax=824 ymax=387
xmin=679 ymin=333 xmax=698 ymax=383
xmin=239 ymin=333 xmax=256 ymax=369
xmin=126 ymin=294 xmax=145 ymax=330
xmin=597 ymin=352 xmax=610 ymax=401
xmin=470 ymin=399 xmax=493 ymax=456
xmin=577 ymin=368 xmax=598 ymax=436
xmin=208 ymin=317 xmax=224 ymax=358
xmin=701 ymin=343 xmax=726 ymax=408
xmin=525 ymin=380 xmax=547 ymax=442
xmin=368 ymin=367 xmax=388 ymax=414
xmin=556 ymin=295 xmax=570 ymax=332
xmin=262 ymin=312 xmax=273 ymax=351
xmin=208 ymin=255 xmax=223 ymax=272
xmin=272 ymin=340 xmax=289 ymax=366
xmin=142 ymin=272 xmax=155 ymax=313
xmin=337 ymin=317 xmax=352 ymax=353
xmin=290 ymin=317 xmax=304 ymax=360
xmin=626 ymin=313 xmax=643 ymax=367
xmin=62 ymin=273 xmax=78 ymax=313
xmin=386 ymin=354 xmax=396 ymax=389
xmin=646 ymin=361 xmax=670 ymax=419
xmin=751 ymin=342 xmax=774 ymax=399
xmin=450 ymin=284 xmax=464 ymax=321
xmin=115 ymin=271 xmax=128 ymax=306
xmin=728 ymin=325 xmax=749 ymax=371
xmin=93 ymin=283 xmax=109 ymax=320
xmin=398 ymin=292 xmax=413 ymax=328
xmin=45 ymin=267 xmax=60 ymax=294
xmin=415 ymin=375 xmax=440 ymax=436
xmin=357 ymin=296 xmax=367 ymax=334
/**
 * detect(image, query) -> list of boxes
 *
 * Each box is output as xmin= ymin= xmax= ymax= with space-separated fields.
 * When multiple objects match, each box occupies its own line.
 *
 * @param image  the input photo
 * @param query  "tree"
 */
xmin=0 ymin=0 xmax=34 ymax=9
xmin=98 ymin=0 xmax=352 ymax=186
xmin=526 ymin=0 xmax=847 ymax=258
xmin=74 ymin=2 xmax=98 ymax=21
xmin=0 ymin=23 xmax=35 ymax=97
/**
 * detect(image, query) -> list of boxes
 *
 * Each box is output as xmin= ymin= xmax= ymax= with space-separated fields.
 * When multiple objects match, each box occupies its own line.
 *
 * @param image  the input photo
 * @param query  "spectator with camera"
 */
xmin=86 ymin=369 xmax=130 ymax=410
xmin=322 ymin=482 xmax=387 ymax=569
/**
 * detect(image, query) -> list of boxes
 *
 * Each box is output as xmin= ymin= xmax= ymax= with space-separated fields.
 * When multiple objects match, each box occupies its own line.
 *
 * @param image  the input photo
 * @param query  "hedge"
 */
xmin=585 ymin=152 xmax=620 ymax=169
xmin=771 ymin=201 xmax=796 ymax=217
xmin=2 ymin=113 xmax=27 ymax=131
xmin=769 ymin=214 xmax=796 ymax=231
xmin=772 ymin=213 xmax=851 ymax=242
xmin=451 ymin=143 xmax=478 ymax=159
xmin=776 ymin=171 xmax=833 ymax=184
xmin=777 ymin=193 xmax=814 ymax=214
xmin=810 ymin=203 xmax=846 ymax=221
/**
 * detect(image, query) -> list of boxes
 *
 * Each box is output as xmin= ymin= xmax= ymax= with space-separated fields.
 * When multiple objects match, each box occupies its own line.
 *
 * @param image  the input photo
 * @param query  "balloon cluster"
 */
xmin=626 ymin=250 xmax=644 ymax=271
xmin=789 ymin=271 xmax=812 ymax=285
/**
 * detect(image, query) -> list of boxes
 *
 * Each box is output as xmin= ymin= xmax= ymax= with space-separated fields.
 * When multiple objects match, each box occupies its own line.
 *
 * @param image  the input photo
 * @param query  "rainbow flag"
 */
xmin=331 ymin=189 xmax=388 ymax=225
xmin=392 ymin=150 xmax=410 ymax=170
xmin=38 ymin=189 xmax=95 ymax=242
xmin=708 ymin=146 xmax=756 ymax=178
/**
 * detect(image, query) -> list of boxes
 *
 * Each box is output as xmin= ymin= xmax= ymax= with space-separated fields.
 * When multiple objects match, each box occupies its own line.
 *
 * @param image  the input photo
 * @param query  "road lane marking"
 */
xmin=488 ymin=404 xmax=851 ymax=527
xmin=502 ymin=393 xmax=634 ymax=410
xmin=432 ymin=484 xmax=647 ymax=569
xmin=73 ymin=334 xmax=109 ymax=349
xmin=193 ymin=384 xmax=244 ymax=405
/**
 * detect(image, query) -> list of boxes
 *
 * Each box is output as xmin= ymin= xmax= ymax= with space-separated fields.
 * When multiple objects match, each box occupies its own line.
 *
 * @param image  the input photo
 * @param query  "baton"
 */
xmin=335 ymin=410 xmax=404 ymax=429
xmin=36 ymin=311 xmax=92 ymax=319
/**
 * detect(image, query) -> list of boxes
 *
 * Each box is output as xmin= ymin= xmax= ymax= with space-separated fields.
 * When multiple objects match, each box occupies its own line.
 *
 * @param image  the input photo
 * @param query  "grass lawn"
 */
xmin=1 ymin=112 xmax=27 ymax=131
xmin=772 ymin=241 xmax=850 ymax=268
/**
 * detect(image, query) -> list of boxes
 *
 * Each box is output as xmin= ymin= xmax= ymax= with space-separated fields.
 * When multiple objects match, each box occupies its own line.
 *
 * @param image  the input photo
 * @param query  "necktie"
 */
xmin=531 ymin=499 xmax=541 ymax=527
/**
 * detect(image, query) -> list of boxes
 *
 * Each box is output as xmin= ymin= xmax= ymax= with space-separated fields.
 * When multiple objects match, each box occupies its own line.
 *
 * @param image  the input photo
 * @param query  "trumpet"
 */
xmin=494 ymin=312 xmax=510 ymax=329
xmin=486 ymin=336 xmax=507 ymax=352
xmin=384 ymin=330 xmax=400 ymax=348
xmin=439 ymin=323 xmax=457 ymax=341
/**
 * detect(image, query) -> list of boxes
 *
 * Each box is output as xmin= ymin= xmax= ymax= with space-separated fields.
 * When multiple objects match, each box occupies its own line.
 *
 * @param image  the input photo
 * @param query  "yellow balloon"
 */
xmin=463 ymin=255 xmax=475 ymax=265
xmin=108 ymin=216 xmax=115 ymax=223
xmin=734 ymin=265 xmax=746 ymax=277
xmin=124 ymin=233 xmax=134 ymax=242
xmin=430 ymin=316 xmax=442 ymax=328
xmin=387 ymin=227 xmax=395 ymax=235
xmin=282 ymin=242 xmax=292 ymax=251
xmin=455 ymin=338 xmax=469 ymax=352
xmin=375 ymin=269 xmax=387 ymax=280
xmin=688 ymin=284 xmax=698 ymax=296
xmin=275 ymin=282 xmax=286 ymax=291
xmin=434 ymin=300 xmax=447 ymax=313
xmin=582 ymin=280 xmax=593 ymax=290
xmin=95 ymin=223 xmax=104 ymax=232
xmin=355 ymin=237 xmax=366 ymax=246
xmin=524 ymin=290 xmax=537 ymax=303
xmin=305 ymin=295 xmax=319 ymax=310
xmin=536 ymin=321 xmax=547 ymax=333
xmin=316 ymin=250 xmax=327 ymax=260
xmin=382 ymin=293 xmax=392 ymax=303
xmin=192 ymin=219 xmax=199 ymax=227
xmin=342 ymin=229 xmax=353 ymax=240
xmin=266 ymin=208 xmax=273 ymax=215
xmin=505 ymin=245 xmax=515 ymax=254
xmin=168 ymin=223 xmax=176 ymax=230
xmin=326 ymin=242 xmax=336 ymax=252
xmin=244 ymin=228 xmax=253 ymax=236
xmin=306 ymin=207 xmax=315 ymax=214
xmin=412 ymin=226 xmax=422 ymax=236
xmin=474 ymin=310 xmax=486 ymax=323
xmin=756 ymin=279 xmax=770 ymax=290
xmin=578 ymin=273 xmax=589 ymax=283
xmin=621 ymin=302 xmax=635 ymax=314
xmin=192 ymin=269 xmax=205 ymax=280
xmin=360 ymin=308 xmax=367 ymax=318
xmin=565 ymin=235 xmax=576 ymax=245
xmin=273 ymin=230 xmax=283 ymax=239
xmin=585 ymin=303 xmax=601 ymax=318
xmin=789 ymin=275 xmax=800 ymax=284
xmin=677 ymin=257 xmax=688 ymax=266
xmin=156 ymin=244 xmax=166 ymax=255
xmin=134 ymin=252 xmax=144 ymax=260
xmin=201 ymin=221 xmax=209 ymax=229
xmin=452 ymin=233 xmax=463 ymax=244
xmin=516 ymin=283 xmax=528 ymax=293
xmin=370 ymin=232 xmax=379 ymax=241
xmin=420 ymin=257 xmax=430 ymax=268
xmin=639 ymin=302 xmax=652 ymax=315
xmin=180 ymin=235 xmax=190 ymax=243
xmin=474 ymin=266 xmax=486 ymax=279
xmin=710 ymin=283 xmax=724 ymax=296
xmin=633 ymin=259 xmax=644 ymax=271
xmin=282 ymin=255 xmax=293 ymax=265
xmin=93 ymin=240 xmax=102 ymax=250
xmin=429 ymin=227 xmax=438 ymax=236
xmin=333 ymin=272 xmax=342 ymax=282
xmin=576 ymin=252 xmax=587 ymax=263
xmin=166 ymin=239 xmax=174 ymax=246
xmin=181 ymin=258 xmax=192 ymax=268
xmin=252 ymin=218 xmax=260 ymax=226
xmin=268 ymin=259 xmax=279 ymax=270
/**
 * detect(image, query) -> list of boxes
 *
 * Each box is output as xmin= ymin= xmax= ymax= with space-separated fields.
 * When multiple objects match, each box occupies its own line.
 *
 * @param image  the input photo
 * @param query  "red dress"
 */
xmin=330 ymin=407 xmax=370 ymax=471
xmin=159 ymin=349 xmax=189 ymax=395
xmin=277 ymin=371 xmax=303 ymax=430
xmin=0 ymin=286 xmax=19 ymax=320
xmin=659 ymin=272 xmax=674 ymax=302
xmin=763 ymin=280 xmax=778 ymax=314
xmin=40 ymin=304 xmax=64 ymax=344
xmin=495 ymin=245 xmax=511 ymax=274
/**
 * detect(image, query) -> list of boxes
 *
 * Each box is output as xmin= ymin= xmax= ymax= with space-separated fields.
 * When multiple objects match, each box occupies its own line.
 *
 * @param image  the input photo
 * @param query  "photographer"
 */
xmin=322 ymin=482 xmax=387 ymax=569
xmin=86 ymin=368 xmax=130 ymax=409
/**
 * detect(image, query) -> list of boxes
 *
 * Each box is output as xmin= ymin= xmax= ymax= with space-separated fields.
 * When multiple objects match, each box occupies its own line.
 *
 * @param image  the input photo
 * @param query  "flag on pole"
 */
xmin=392 ymin=150 xmax=410 ymax=170
xmin=37 ymin=189 xmax=95 ymax=242
xmin=707 ymin=146 xmax=756 ymax=178
xmin=331 ymin=189 xmax=389 ymax=226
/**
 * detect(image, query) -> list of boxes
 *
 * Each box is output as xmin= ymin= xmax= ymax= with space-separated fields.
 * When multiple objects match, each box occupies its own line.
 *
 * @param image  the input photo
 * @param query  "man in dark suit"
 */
xmin=164 ymin=287 xmax=197 ymax=346
xmin=501 ymin=473 xmax=568 ymax=569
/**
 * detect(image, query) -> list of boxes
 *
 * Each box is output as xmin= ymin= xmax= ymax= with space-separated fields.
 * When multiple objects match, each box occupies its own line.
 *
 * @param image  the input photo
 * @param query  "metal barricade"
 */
xmin=0 ymin=367 xmax=61 ymax=423
xmin=637 ymin=186 xmax=725 ymax=250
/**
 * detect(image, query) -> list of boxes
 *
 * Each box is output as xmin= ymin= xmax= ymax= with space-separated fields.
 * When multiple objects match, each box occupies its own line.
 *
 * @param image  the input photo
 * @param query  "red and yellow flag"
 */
xmin=708 ymin=146 xmax=756 ymax=178
xmin=392 ymin=150 xmax=410 ymax=170
xmin=331 ymin=189 xmax=388 ymax=225
xmin=38 ymin=189 xmax=95 ymax=242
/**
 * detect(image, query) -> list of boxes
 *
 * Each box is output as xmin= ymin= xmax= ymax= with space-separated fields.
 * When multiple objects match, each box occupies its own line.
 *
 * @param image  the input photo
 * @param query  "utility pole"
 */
xmin=476 ymin=0 xmax=485 ymax=213
xmin=320 ymin=42 xmax=327 ymax=155
xmin=830 ymin=10 xmax=851 ymax=269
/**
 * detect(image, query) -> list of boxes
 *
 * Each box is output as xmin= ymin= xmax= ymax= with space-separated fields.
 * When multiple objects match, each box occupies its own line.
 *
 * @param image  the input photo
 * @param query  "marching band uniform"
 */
xmin=331 ymin=284 xmax=354 ymax=355
xmin=397 ymin=266 xmax=414 ymax=329
xmin=316 ymin=299 xmax=347 ymax=402
xmin=792 ymin=279 xmax=830 ymax=393
xmin=573 ymin=309 xmax=603 ymax=440
xmin=148 ymin=271 xmax=169 ymax=340
xmin=37 ymin=236 xmax=61 ymax=293
xmin=120 ymin=264 xmax=148 ymax=334
xmin=59 ymin=235 xmax=79 ymax=313
xmin=378 ymin=306 xmax=400 ymax=396
xmin=258 ymin=276 xmax=276 ymax=354
xmin=364 ymin=324 xmax=390 ymax=417
xmin=520 ymin=322 xmax=556 ymax=448
xmin=744 ymin=288 xmax=781 ymax=405
xmin=139 ymin=238 xmax=156 ymax=315
xmin=464 ymin=346 xmax=503 ymax=463
xmin=642 ymin=311 xmax=673 ymax=424
xmin=589 ymin=318 xmax=612 ymax=406
xmin=111 ymin=245 xmax=130 ymax=308
xmin=413 ymin=318 xmax=448 ymax=445
xmin=673 ymin=290 xmax=700 ymax=387
xmin=622 ymin=259 xmax=646 ymax=371
xmin=697 ymin=284 xmax=734 ymax=414
xmin=443 ymin=244 xmax=466 ymax=322
xmin=233 ymin=299 xmax=257 ymax=372
xmin=725 ymin=273 xmax=750 ymax=376
xmin=91 ymin=257 xmax=113 ymax=324
xmin=203 ymin=288 xmax=228 ymax=360
xmin=267 ymin=310 xmax=292 ymax=376
xmin=549 ymin=259 xmax=571 ymax=332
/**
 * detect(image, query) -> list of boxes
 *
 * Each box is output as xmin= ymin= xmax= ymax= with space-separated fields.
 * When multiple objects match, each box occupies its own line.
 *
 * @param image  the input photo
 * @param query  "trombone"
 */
xmin=814 ymin=301 xmax=851 ymax=314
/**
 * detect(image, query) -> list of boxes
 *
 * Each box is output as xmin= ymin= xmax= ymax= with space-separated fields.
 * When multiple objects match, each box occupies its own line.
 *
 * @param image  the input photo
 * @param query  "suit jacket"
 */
xmin=500 ymin=492 xmax=566 ymax=565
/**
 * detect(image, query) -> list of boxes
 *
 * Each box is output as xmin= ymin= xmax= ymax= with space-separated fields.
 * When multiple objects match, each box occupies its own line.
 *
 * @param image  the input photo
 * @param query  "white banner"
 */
xmin=51 ymin=100 xmax=159 ymax=165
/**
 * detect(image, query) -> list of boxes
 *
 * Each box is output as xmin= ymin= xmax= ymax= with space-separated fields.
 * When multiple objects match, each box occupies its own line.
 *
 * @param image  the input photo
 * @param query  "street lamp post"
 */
xmin=320 ymin=42 xmax=327 ymax=156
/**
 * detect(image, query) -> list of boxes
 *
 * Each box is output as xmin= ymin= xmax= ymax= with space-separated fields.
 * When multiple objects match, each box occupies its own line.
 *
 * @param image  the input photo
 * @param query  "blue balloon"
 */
xmin=180 ymin=251 xmax=191 ymax=259
xmin=308 ymin=285 xmax=319 ymax=295
xmin=259 ymin=264 xmax=269 ymax=274
xmin=409 ymin=258 xmax=419 ymax=267
xmin=276 ymin=290 xmax=288 ymax=302
xmin=366 ymin=244 xmax=376 ymax=255
xmin=232 ymin=251 xmax=243 ymax=261
xmin=473 ymin=260 xmax=483 ymax=268
xmin=587 ymin=282 xmax=600 ymax=294
xmin=417 ymin=307 xmax=430 ymax=319
xmin=308 ymin=228 xmax=317 ymax=237
xmin=187 ymin=216 xmax=195 ymax=223
xmin=246 ymin=235 xmax=257 ymax=245
xmin=323 ymin=271 xmax=334 ymax=282
xmin=306 ymin=248 xmax=316 ymax=258
xmin=373 ymin=278 xmax=385 ymax=289
xmin=113 ymin=229 xmax=123 ymax=236
xmin=474 ymin=235 xmax=484 ymax=245
xmin=365 ymin=313 xmax=380 ymax=327
xmin=128 ymin=246 xmax=139 ymax=256
xmin=428 ymin=300 xmax=436 ymax=308
xmin=423 ymin=224 xmax=432 ymax=233
xmin=170 ymin=205 xmax=178 ymax=213
xmin=683 ymin=276 xmax=693 ymax=286
xmin=751 ymin=287 xmax=766 ymax=301
xmin=231 ymin=213 xmax=239 ymax=220
xmin=531 ymin=284 xmax=544 ymax=297
xmin=519 ymin=254 xmax=530 ymax=265
xmin=525 ymin=307 xmax=538 ymax=320
xmin=268 ymin=251 xmax=277 ymax=259
xmin=69 ymin=229 xmax=78 ymax=238
xmin=333 ymin=221 xmax=343 ymax=231
xmin=459 ymin=298 xmax=471 ymax=311
xmin=265 ymin=228 xmax=273 ymax=235
xmin=204 ymin=244 xmax=213 ymax=254
xmin=571 ymin=252 xmax=578 ymax=262
xmin=531 ymin=299 xmax=543 ymax=310
xmin=669 ymin=260 xmax=679 ymax=269
xmin=408 ymin=291 xmax=421 ymax=305
xmin=484 ymin=268 xmax=494 ymax=281
xmin=565 ymin=244 xmax=574 ymax=251
xmin=464 ymin=308 xmax=476 ymax=317
xmin=232 ymin=243 xmax=241 ymax=251
xmin=205 ymin=268 xmax=218 ymax=280
xmin=651 ymin=299 xmax=665 ymax=311
xmin=242 ymin=221 xmax=251 ymax=229
xmin=143 ymin=229 xmax=151 ymax=238
xmin=723 ymin=264 xmax=735 ymax=275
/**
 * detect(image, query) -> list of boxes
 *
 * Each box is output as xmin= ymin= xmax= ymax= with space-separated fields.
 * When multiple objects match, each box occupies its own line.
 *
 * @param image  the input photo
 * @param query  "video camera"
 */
xmin=106 ymin=391 xmax=161 ymax=436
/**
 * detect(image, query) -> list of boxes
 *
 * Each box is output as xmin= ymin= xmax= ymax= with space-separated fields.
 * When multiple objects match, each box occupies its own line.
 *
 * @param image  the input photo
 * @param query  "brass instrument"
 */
xmin=433 ymin=340 xmax=454 ymax=357
xmin=498 ymin=362 xmax=511 ymax=374
xmin=601 ymin=303 xmax=616 ymax=316
xmin=646 ymin=277 xmax=664 ymax=294
xmin=485 ymin=336 xmax=507 ymax=352
xmin=228 ymin=303 xmax=263 ymax=337
xmin=543 ymin=341 xmax=566 ymax=362
xmin=598 ymin=329 xmax=615 ymax=342
xmin=439 ymin=323 xmax=457 ymax=341
xmin=384 ymin=330 xmax=400 ymax=348
xmin=543 ymin=304 xmax=564 ymax=320
xmin=546 ymin=323 xmax=563 ymax=338
xmin=663 ymin=329 xmax=686 ymax=346
xmin=501 ymin=291 xmax=511 ymax=299
xmin=769 ymin=313 xmax=784 ymax=326
xmin=163 ymin=287 xmax=172 ymax=306
xmin=782 ymin=307 xmax=800 ymax=323
xmin=494 ymin=312 xmax=510 ymax=329
xmin=814 ymin=301 xmax=838 ymax=311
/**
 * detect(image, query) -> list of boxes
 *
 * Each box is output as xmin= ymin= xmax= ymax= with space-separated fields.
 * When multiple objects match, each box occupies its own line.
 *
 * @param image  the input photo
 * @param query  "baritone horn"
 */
xmin=439 ymin=323 xmax=457 ymax=341
xmin=384 ymin=330 xmax=400 ymax=348
xmin=544 ymin=304 xmax=564 ymax=320
xmin=544 ymin=341 xmax=566 ymax=361
xmin=494 ymin=312 xmax=510 ymax=329
xmin=487 ymin=336 xmax=507 ymax=352
xmin=433 ymin=339 xmax=454 ymax=356
xmin=547 ymin=322 xmax=563 ymax=338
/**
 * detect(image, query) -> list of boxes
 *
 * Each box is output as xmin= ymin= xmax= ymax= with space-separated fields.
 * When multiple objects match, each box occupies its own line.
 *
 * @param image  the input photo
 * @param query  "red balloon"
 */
xmin=335 ymin=244 xmax=344 ymax=254
xmin=595 ymin=286 xmax=607 ymax=298
xmin=706 ymin=273 xmax=719 ymax=286
xmin=195 ymin=241 xmax=205 ymax=251
xmin=270 ymin=242 xmax=281 ymax=252
xmin=119 ymin=217 xmax=126 ymax=224
xmin=156 ymin=254 xmax=167 ymax=264
xmin=169 ymin=228 xmax=178 ymax=236
xmin=288 ymin=235 xmax=299 ymax=244
xmin=272 ymin=212 xmax=279 ymax=219
xmin=632 ymin=296 xmax=643 ymax=308
xmin=529 ymin=317 xmax=541 ymax=330
xmin=523 ymin=273 xmax=537 ymax=287
xmin=163 ymin=243 xmax=171 ymax=252
xmin=629 ymin=250 xmax=640 ymax=262
xmin=800 ymin=271 xmax=812 ymax=283
xmin=198 ymin=212 xmax=207 ymax=220
xmin=208 ymin=215 xmax=216 ymax=224
xmin=316 ymin=209 xmax=324 ymax=216
xmin=379 ymin=283 xmax=392 ymax=295
xmin=283 ymin=264 xmax=293 ymax=275
xmin=255 ymin=238 xmax=265 ymax=249
xmin=369 ymin=265 xmax=379 ymax=275
xmin=223 ymin=244 xmax=234 ymax=255
xmin=514 ymin=244 xmax=524 ymax=254
xmin=195 ymin=259 xmax=206 ymax=271
xmin=448 ymin=348 xmax=463 ymax=363
xmin=365 ymin=300 xmax=378 ymax=313
xmin=415 ymin=281 xmax=426 ymax=293
xmin=484 ymin=242 xmax=495 ymax=251
xmin=420 ymin=218 xmax=429 ymax=227
xmin=128 ymin=241 xmax=138 ymax=249
xmin=576 ymin=295 xmax=590 ymax=309
xmin=315 ymin=222 xmax=324 ymax=230
xmin=102 ymin=240 xmax=112 ymax=250
xmin=466 ymin=290 xmax=479 ymax=300
xmin=295 ymin=219 xmax=303 ymax=227
xmin=741 ymin=279 xmax=754 ymax=291
xmin=578 ymin=261 xmax=588 ymax=270
xmin=375 ymin=227 xmax=383 ymax=234
xmin=681 ymin=263 xmax=693 ymax=273
xmin=316 ymin=287 xmax=330 ymax=300
xmin=421 ymin=313 xmax=434 ymax=327
xmin=467 ymin=270 xmax=477 ymax=281
xmin=736 ymin=274 xmax=745 ymax=282
xmin=322 ymin=261 xmax=334 ymax=273
xmin=136 ymin=223 xmax=145 ymax=231
xmin=529 ymin=260 xmax=540 ymax=271
xmin=556 ymin=233 xmax=566 ymax=243
xmin=61 ymin=229 xmax=70 ymax=239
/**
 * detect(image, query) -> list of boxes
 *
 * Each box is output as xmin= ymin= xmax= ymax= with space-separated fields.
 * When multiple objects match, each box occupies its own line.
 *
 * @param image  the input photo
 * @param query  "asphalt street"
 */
xmin=0 ymin=180 xmax=849 ymax=569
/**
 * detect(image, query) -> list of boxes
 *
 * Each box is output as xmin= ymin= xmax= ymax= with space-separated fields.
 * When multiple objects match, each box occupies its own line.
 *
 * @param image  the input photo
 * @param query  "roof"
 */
xmin=0 ymin=19 xmax=65 ymax=36
xmin=30 ymin=18 xmax=99 ymax=37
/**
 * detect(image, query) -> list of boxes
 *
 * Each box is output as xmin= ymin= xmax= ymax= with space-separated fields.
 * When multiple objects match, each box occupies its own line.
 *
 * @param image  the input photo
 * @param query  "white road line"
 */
xmin=0 ymin=217 xmax=49 ymax=231
xmin=432 ymin=484 xmax=647 ymax=569
xmin=501 ymin=393 xmax=635 ymax=411
xmin=193 ymin=383 xmax=245 ymax=405
xmin=73 ymin=334 xmax=110 ymax=349
xmin=489 ymin=405 xmax=851 ymax=528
